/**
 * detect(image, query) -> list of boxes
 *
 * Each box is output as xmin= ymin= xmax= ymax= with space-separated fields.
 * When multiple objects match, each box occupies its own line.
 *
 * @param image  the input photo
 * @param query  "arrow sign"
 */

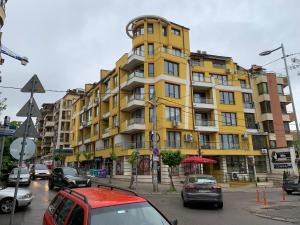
xmin=21 ymin=74 xmax=45 ymax=93
xmin=16 ymin=98 xmax=41 ymax=118
xmin=14 ymin=118 xmax=39 ymax=138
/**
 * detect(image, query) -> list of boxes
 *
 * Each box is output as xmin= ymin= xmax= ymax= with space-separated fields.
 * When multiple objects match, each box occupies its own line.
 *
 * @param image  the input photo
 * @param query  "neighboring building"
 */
xmin=0 ymin=0 xmax=6 ymax=65
xmin=65 ymin=15 xmax=283 ymax=183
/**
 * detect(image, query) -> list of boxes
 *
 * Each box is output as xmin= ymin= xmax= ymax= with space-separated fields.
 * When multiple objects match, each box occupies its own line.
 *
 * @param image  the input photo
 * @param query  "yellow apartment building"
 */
xmin=65 ymin=15 xmax=270 ymax=183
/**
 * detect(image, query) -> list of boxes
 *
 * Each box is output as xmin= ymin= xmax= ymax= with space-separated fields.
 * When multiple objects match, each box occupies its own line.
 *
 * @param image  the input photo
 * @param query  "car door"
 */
xmin=65 ymin=204 xmax=87 ymax=225
xmin=53 ymin=168 xmax=63 ymax=187
xmin=53 ymin=198 xmax=75 ymax=225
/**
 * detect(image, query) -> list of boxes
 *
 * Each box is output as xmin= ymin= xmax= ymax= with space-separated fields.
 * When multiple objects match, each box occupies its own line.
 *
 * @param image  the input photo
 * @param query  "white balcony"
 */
xmin=193 ymin=98 xmax=214 ymax=112
xmin=243 ymin=102 xmax=255 ymax=113
xmin=122 ymin=118 xmax=146 ymax=133
xmin=101 ymin=89 xmax=111 ymax=102
xmin=192 ymin=77 xmax=214 ymax=90
xmin=44 ymin=131 xmax=54 ymax=137
xmin=45 ymin=121 xmax=55 ymax=127
xmin=120 ymin=71 xmax=145 ymax=91
xmin=102 ymin=111 xmax=110 ymax=120
xmin=122 ymin=50 xmax=145 ymax=71
xmin=84 ymin=137 xmax=91 ymax=144
xmin=122 ymin=94 xmax=145 ymax=112
xmin=261 ymin=113 xmax=273 ymax=121
xmin=102 ymin=128 xmax=110 ymax=138
xmin=194 ymin=120 xmax=218 ymax=133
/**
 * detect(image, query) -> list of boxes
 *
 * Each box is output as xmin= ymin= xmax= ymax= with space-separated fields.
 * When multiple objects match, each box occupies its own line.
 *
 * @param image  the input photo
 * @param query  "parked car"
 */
xmin=282 ymin=176 xmax=300 ymax=195
xmin=48 ymin=167 xmax=91 ymax=189
xmin=43 ymin=184 xmax=177 ymax=225
xmin=8 ymin=167 xmax=31 ymax=186
xmin=181 ymin=174 xmax=223 ymax=208
xmin=0 ymin=186 xmax=33 ymax=213
xmin=30 ymin=164 xmax=50 ymax=180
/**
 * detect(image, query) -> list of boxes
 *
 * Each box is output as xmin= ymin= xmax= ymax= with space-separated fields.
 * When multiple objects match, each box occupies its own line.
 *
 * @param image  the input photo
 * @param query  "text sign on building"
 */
xmin=269 ymin=148 xmax=293 ymax=170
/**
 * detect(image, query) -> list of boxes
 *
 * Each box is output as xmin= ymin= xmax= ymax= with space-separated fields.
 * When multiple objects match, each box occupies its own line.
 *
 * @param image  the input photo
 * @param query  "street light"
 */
xmin=259 ymin=43 xmax=300 ymax=143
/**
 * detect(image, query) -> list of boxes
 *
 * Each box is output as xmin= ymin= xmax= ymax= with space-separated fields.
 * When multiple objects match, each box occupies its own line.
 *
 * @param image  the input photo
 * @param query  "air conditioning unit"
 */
xmin=184 ymin=133 xmax=193 ymax=142
xmin=172 ymin=120 xmax=180 ymax=128
xmin=261 ymin=149 xmax=268 ymax=155
xmin=226 ymin=68 xmax=231 ymax=74
xmin=242 ymin=132 xmax=249 ymax=139
xmin=231 ymin=172 xmax=239 ymax=181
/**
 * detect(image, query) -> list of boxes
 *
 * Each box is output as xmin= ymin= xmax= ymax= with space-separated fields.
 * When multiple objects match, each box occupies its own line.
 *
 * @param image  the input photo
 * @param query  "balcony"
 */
xmin=288 ymin=112 xmax=295 ymax=122
xmin=193 ymin=98 xmax=214 ymax=111
xmin=243 ymin=102 xmax=255 ymax=113
xmin=86 ymin=120 xmax=92 ymax=127
xmin=102 ymin=128 xmax=110 ymax=138
xmin=261 ymin=113 xmax=273 ymax=121
xmin=45 ymin=121 xmax=55 ymax=127
xmin=120 ymin=71 xmax=144 ymax=91
xmin=44 ymin=131 xmax=54 ymax=137
xmin=279 ymin=95 xmax=292 ymax=104
xmin=241 ymin=84 xmax=253 ymax=93
xmin=122 ymin=141 xmax=146 ymax=150
xmin=192 ymin=77 xmax=214 ymax=90
xmin=101 ymin=89 xmax=110 ymax=102
xmin=122 ymin=118 xmax=145 ymax=133
xmin=122 ymin=50 xmax=145 ymax=71
xmin=102 ymin=111 xmax=110 ymax=120
xmin=122 ymin=94 xmax=145 ymax=112
xmin=194 ymin=120 xmax=218 ymax=132
xmin=200 ymin=142 xmax=217 ymax=150
xmin=84 ymin=136 xmax=91 ymax=144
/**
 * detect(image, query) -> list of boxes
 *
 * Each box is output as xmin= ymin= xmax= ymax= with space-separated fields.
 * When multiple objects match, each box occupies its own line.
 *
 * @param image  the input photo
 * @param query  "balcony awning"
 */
xmin=182 ymin=156 xmax=217 ymax=164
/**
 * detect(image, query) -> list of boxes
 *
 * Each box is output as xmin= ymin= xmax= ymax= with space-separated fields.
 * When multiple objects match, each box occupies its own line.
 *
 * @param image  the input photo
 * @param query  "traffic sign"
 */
xmin=153 ymin=148 xmax=159 ymax=156
xmin=0 ymin=126 xmax=16 ymax=137
xmin=21 ymin=74 xmax=45 ymax=93
xmin=153 ymin=156 xmax=159 ymax=162
xmin=17 ymin=98 xmax=41 ymax=117
xmin=14 ymin=118 xmax=39 ymax=138
xmin=10 ymin=137 xmax=36 ymax=160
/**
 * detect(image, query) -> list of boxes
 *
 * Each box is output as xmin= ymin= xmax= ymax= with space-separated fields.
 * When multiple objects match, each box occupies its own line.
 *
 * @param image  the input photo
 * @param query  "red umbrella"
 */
xmin=182 ymin=156 xmax=217 ymax=164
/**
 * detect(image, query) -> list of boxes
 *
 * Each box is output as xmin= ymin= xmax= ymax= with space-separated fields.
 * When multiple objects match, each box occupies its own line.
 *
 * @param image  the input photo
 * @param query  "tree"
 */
xmin=108 ymin=151 xmax=118 ymax=184
xmin=83 ymin=151 xmax=94 ymax=171
xmin=160 ymin=150 xmax=183 ymax=191
xmin=128 ymin=151 xmax=139 ymax=189
xmin=0 ymin=97 xmax=7 ymax=114
xmin=75 ymin=152 xmax=81 ymax=169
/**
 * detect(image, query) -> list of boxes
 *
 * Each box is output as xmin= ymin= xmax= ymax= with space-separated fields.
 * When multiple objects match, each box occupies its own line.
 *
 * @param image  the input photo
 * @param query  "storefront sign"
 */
xmin=268 ymin=148 xmax=298 ymax=175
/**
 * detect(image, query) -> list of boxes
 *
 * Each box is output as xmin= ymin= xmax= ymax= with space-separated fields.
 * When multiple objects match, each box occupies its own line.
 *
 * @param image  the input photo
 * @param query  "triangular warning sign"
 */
xmin=21 ymin=74 xmax=45 ymax=93
xmin=14 ymin=118 xmax=39 ymax=138
xmin=16 ymin=98 xmax=41 ymax=118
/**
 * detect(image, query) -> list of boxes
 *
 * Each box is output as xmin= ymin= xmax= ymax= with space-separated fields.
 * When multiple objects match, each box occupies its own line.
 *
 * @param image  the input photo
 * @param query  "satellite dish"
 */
xmin=10 ymin=138 xmax=36 ymax=160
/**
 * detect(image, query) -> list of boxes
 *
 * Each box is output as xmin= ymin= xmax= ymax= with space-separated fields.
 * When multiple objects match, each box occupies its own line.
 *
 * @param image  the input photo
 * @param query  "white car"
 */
xmin=8 ymin=167 xmax=31 ymax=186
xmin=0 ymin=186 xmax=33 ymax=213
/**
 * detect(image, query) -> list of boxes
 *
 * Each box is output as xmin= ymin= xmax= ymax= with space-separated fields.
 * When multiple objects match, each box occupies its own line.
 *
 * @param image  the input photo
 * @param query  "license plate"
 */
xmin=78 ymin=184 xmax=86 ymax=187
xmin=198 ymin=190 xmax=209 ymax=193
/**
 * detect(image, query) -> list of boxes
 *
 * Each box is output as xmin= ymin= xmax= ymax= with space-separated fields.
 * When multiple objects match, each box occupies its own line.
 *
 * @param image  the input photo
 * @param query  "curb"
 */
xmin=255 ymin=213 xmax=299 ymax=224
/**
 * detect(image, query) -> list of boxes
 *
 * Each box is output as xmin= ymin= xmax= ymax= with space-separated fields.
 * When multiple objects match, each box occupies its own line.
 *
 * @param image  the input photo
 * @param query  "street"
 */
xmin=1 ymin=179 xmax=299 ymax=225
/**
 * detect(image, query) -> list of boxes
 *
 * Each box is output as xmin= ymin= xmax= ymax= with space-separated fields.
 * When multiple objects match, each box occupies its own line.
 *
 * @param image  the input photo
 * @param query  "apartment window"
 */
xmin=94 ymin=106 xmax=99 ymax=117
xmin=260 ymin=101 xmax=271 ymax=114
xmin=219 ymin=134 xmax=239 ymax=149
xmin=211 ymin=74 xmax=228 ymax=85
xmin=240 ymin=80 xmax=247 ymax=88
xmin=165 ymin=106 xmax=181 ymax=122
xmin=165 ymin=83 xmax=180 ymax=98
xmin=284 ymin=122 xmax=290 ymax=133
xmin=192 ymin=72 xmax=204 ymax=82
xmin=104 ymin=81 xmax=109 ymax=92
xmin=280 ymin=102 xmax=287 ymax=114
xmin=220 ymin=91 xmax=235 ymax=104
xmin=112 ymin=95 xmax=118 ymax=108
xmin=132 ymin=133 xmax=144 ymax=148
xmin=148 ymin=63 xmax=154 ymax=77
xmin=222 ymin=112 xmax=237 ymax=126
xmin=149 ymin=85 xmax=155 ymax=100
xmin=132 ymin=87 xmax=144 ymax=100
xmin=257 ymin=82 xmax=268 ymax=95
xmin=245 ymin=113 xmax=256 ymax=129
xmin=194 ymin=92 xmax=207 ymax=103
xmin=195 ymin=113 xmax=209 ymax=125
xmin=147 ymin=23 xmax=153 ymax=34
xmin=148 ymin=43 xmax=154 ymax=55
xmin=252 ymin=135 xmax=268 ymax=150
xmin=94 ymin=124 xmax=99 ymax=135
xmin=167 ymin=131 xmax=181 ymax=148
xmin=164 ymin=60 xmax=179 ymax=76
xmin=115 ymin=156 xmax=124 ymax=175
xmin=162 ymin=26 xmax=167 ymax=36
xmin=113 ymin=75 xmax=118 ymax=88
xmin=171 ymin=28 xmax=180 ymax=36
xmin=262 ymin=120 xmax=274 ymax=133
xmin=87 ymin=110 xmax=92 ymax=122
xmin=103 ymin=139 xmax=110 ymax=149
xmin=242 ymin=93 xmax=253 ymax=103
xmin=200 ymin=134 xmax=211 ymax=149
xmin=134 ymin=44 xmax=144 ymax=56
xmin=134 ymin=25 xmax=144 ymax=37
xmin=277 ymin=84 xmax=284 ymax=95
xmin=212 ymin=61 xmax=226 ymax=69
xmin=172 ymin=48 xmax=181 ymax=57
xmin=112 ymin=115 xmax=118 ymax=128
xmin=269 ymin=140 xmax=277 ymax=149
xmin=191 ymin=59 xmax=203 ymax=66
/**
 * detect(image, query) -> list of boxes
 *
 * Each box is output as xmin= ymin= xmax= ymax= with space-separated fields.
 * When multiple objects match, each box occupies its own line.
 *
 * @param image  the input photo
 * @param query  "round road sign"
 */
xmin=10 ymin=138 xmax=36 ymax=160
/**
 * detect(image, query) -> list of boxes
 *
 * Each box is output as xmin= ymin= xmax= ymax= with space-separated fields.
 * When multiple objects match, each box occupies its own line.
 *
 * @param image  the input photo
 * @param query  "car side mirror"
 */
xmin=171 ymin=219 xmax=178 ymax=225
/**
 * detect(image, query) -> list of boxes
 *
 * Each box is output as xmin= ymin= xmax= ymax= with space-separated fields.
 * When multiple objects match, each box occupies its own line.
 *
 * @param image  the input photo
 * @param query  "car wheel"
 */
xmin=0 ymin=198 xmax=16 ymax=214
xmin=48 ymin=181 xmax=54 ymax=190
xmin=32 ymin=175 xmax=36 ymax=180
xmin=183 ymin=200 xmax=189 ymax=207
xmin=286 ymin=190 xmax=293 ymax=195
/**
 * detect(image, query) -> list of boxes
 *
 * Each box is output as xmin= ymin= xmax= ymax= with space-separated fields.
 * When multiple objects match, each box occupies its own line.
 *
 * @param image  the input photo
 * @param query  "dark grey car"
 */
xmin=181 ymin=175 xmax=223 ymax=208
xmin=283 ymin=176 xmax=300 ymax=194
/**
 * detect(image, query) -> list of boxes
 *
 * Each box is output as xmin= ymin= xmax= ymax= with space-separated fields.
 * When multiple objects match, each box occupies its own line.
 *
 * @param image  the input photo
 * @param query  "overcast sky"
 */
xmin=1 ymin=0 xmax=300 ymax=127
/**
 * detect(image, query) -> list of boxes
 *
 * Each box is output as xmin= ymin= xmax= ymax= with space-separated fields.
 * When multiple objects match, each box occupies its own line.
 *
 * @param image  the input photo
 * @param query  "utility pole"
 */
xmin=151 ymin=94 xmax=158 ymax=192
xmin=0 ymin=116 xmax=10 ymax=178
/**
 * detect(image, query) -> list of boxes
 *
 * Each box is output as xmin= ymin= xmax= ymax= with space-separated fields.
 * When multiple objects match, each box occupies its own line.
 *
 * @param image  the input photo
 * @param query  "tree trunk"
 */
xmin=109 ymin=162 xmax=113 ymax=184
xmin=169 ymin=167 xmax=175 ymax=190
xmin=129 ymin=164 xmax=135 ymax=189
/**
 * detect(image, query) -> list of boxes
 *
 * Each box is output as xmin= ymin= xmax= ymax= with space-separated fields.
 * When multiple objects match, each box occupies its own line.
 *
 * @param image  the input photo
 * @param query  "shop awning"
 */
xmin=182 ymin=156 xmax=217 ymax=164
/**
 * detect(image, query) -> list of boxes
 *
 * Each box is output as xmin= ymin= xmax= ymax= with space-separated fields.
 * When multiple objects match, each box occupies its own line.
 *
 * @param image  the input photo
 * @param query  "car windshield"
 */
xmin=12 ymin=168 xmax=29 ymax=174
xmin=35 ymin=164 xmax=48 ymax=170
xmin=91 ymin=202 xmax=170 ymax=225
xmin=63 ymin=167 xmax=78 ymax=176
xmin=189 ymin=177 xmax=216 ymax=184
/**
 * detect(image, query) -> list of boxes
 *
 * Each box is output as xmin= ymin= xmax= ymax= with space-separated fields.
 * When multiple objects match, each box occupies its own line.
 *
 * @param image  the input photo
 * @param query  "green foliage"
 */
xmin=110 ymin=151 xmax=118 ymax=161
xmin=83 ymin=151 xmax=93 ymax=161
xmin=160 ymin=150 xmax=182 ymax=168
xmin=0 ymin=97 xmax=7 ymax=114
xmin=128 ymin=151 xmax=139 ymax=164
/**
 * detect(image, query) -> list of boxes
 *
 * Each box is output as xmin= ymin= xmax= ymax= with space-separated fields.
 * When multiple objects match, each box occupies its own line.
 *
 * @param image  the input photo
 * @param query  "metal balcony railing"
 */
xmin=200 ymin=142 xmax=217 ymax=149
xmin=127 ymin=71 xmax=144 ymax=80
xmin=195 ymin=120 xmax=215 ymax=126
xmin=193 ymin=98 xmax=213 ymax=104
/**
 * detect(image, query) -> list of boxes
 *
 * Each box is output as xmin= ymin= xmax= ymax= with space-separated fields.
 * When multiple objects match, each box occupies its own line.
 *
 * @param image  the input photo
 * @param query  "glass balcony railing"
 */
xmin=128 ymin=117 xmax=145 ymax=125
xmin=127 ymin=71 xmax=144 ymax=81
xmin=130 ymin=49 xmax=144 ymax=57
xmin=192 ymin=76 xmax=212 ymax=83
xmin=193 ymin=98 xmax=213 ymax=104
xmin=195 ymin=120 xmax=215 ymax=126
xmin=128 ymin=94 xmax=144 ymax=102
xmin=244 ymin=102 xmax=255 ymax=109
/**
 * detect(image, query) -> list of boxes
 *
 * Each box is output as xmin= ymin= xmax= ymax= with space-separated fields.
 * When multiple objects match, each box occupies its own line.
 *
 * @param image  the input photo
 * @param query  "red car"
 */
xmin=43 ymin=184 xmax=177 ymax=225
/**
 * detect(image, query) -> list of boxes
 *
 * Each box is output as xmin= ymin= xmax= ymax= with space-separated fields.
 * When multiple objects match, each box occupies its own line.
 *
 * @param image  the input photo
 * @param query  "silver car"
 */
xmin=0 ymin=186 xmax=33 ymax=213
xmin=8 ymin=167 xmax=31 ymax=186
xmin=30 ymin=164 xmax=50 ymax=180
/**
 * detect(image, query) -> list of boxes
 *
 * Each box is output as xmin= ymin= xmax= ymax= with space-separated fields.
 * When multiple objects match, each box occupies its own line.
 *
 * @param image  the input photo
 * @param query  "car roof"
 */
xmin=62 ymin=187 xmax=146 ymax=209
xmin=187 ymin=174 xmax=215 ymax=179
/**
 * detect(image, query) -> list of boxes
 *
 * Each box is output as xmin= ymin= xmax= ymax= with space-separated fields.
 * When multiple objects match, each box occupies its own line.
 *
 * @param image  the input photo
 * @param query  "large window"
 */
xmin=165 ymin=106 xmax=181 ymax=122
xmin=148 ymin=63 xmax=154 ymax=77
xmin=244 ymin=113 xmax=256 ymax=129
xmin=113 ymin=75 xmax=118 ymax=88
xmin=131 ymin=133 xmax=144 ymax=148
xmin=219 ymin=134 xmax=239 ymax=149
xmin=252 ymin=135 xmax=268 ymax=150
xmin=134 ymin=45 xmax=144 ymax=56
xmin=220 ymin=91 xmax=235 ymax=104
xmin=226 ymin=156 xmax=247 ymax=174
xmin=260 ymin=101 xmax=271 ymax=113
xmin=192 ymin=72 xmax=204 ymax=82
xmin=162 ymin=26 xmax=167 ymax=36
xmin=164 ymin=60 xmax=179 ymax=76
xmin=112 ymin=95 xmax=118 ymax=108
xmin=134 ymin=25 xmax=144 ymax=37
xmin=165 ymin=83 xmax=180 ymax=98
xmin=200 ymin=134 xmax=211 ymax=149
xmin=172 ymin=48 xmax=181 ymax=57
xmin=221 ymin=112 xmax=237 ymax=126
xmin=211 ymin=74 xmax=228 ymax=85
xmin=171 ymin=28 xmax=180 ymax=36
xmin=284 ymin=122 xmax=290 ymax=133
xmin=257 ymin=82 xmax=268 ymax=95
xmin=147 ymin=23 xmax=153 ymax=34
xmin=212 ymin=62 xmax=226 ymax=69
xmin=242 ymin=93 xmax=253 ymax=103
xmin=112 ymin=115 xmax=118 ymax=128
xmin=262 ymin=120 xmax=274 ymax=133
xmin=167 ymin=131 xmax=181 ymax=148
xmin=148 ymin=43 xmax=154 ymax=55
xmin=277 ymin=84 xmax=284 ymax=95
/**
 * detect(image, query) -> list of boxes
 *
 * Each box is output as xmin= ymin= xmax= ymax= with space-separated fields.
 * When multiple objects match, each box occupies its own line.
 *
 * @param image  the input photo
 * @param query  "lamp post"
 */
xmin=259 ymin=43 xmax=300 ymax=143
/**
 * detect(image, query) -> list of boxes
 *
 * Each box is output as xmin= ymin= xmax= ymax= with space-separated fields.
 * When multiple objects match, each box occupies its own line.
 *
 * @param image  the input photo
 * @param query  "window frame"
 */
xmin=147 ymin=23 xmax=153 ymax=34
xmin=167 ymin=131 xmax=181 ymax=148
xmin=164 ymin=60 xmax=179 ymax=76
xmin=165 ymin=106 xmax=181 ymax=122
xmin=148 ymin=43 xmax=154 ymax=55
xmin=220 ymin=91 xmax=235 ymax=105
xmin=171 ymin=28 xmax=180 ymax=36
xmin=148 ymin=63 xmax=154 ymax=77
xmin=257 ymin=82 xmax=268 ymax=95
xmin=165 ymin=83 xmax=180 ymax=99
xmin=221 ymin=112 xmax=237 ymax=126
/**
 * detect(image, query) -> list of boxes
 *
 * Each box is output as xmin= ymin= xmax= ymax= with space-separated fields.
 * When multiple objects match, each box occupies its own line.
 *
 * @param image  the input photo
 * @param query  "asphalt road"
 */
xmin=0 ymin=179 xmax=295 ymax=225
